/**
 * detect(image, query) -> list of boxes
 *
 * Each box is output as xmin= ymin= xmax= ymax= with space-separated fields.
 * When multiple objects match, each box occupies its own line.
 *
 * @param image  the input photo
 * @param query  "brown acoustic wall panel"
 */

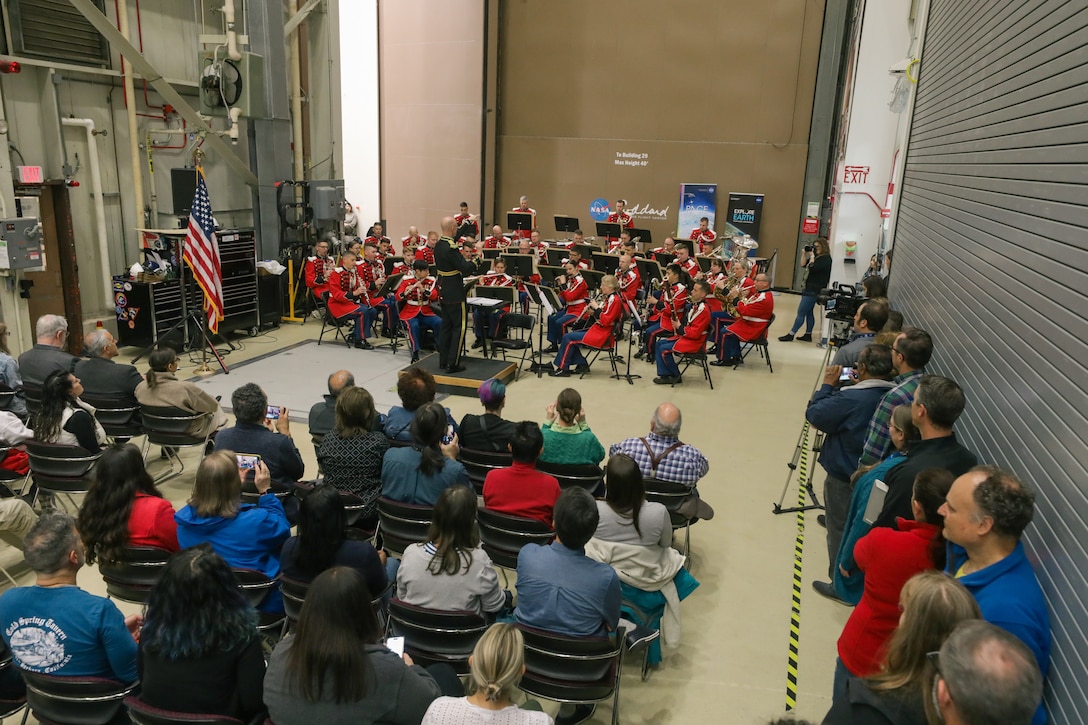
xmin=379 ymin=0 xmax=485 ymax=243
xmin=495 ymin=0 xmax=823 ymax=266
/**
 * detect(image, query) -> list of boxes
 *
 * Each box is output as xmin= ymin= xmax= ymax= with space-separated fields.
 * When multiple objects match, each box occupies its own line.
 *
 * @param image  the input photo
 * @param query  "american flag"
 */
xmin=183 ymin=168 xmax=224 ymax=333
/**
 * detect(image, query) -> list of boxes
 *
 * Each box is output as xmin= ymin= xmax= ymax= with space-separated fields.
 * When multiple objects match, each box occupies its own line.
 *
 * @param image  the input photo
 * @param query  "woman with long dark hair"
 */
xmin=396 ymin=484 xmax=508 ymax=618
xmin=833 ymin=468 xmax=956 ymax=695
xmin=134 ymin=347 xmax=228 ymax=438
xmin=79 ymin=443 xmax=178 ymax=563
xmin=823 ymin=571 xmax=980 ymax=725
xmin=138 ymin=544 xmax=266 ymax=720
xmin=264 ymin=567 xmax=444 ymax=725
xmin=381 ymin=402 xmax=469 ymax=505
xmin=280 ymin=484 xmax=388 ymax=595
xmin=539 ymin=388 xmax=604 ymax=466
xmin=29 ymin=370 xmax=106 ymax=452
xmin=595 ymin=454 xmax=671 ymax=548
xmin=781 ymin=236 xmax=832 ymax=342
xmin=316 ymin=386 xmax=390 ymax=528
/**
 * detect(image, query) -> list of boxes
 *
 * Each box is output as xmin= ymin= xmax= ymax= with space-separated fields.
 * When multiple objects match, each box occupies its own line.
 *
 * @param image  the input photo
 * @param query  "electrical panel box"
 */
xmin=198 ymin=51 xmax=266 ymax=118
xmin=310 ymin=179 xmax=346 ymax=224
xmin=0 ymin=217 xmax=43 ymax=270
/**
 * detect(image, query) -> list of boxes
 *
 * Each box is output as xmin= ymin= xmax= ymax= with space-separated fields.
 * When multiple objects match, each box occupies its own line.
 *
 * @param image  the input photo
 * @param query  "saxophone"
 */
xmin=715 ymin=235 xmax=760 ymax=315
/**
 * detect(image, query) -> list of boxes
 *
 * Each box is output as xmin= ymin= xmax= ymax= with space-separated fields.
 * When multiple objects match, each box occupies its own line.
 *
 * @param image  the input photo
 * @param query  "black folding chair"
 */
xmin=82 ymin=395 xmax=142 ymax=443
xmin=99 ymin=545 xmax=173 ymax=604
xmin=25 ymin=441 xmax=101 ymax=511
xmin=489 ymin=313 xmax=535 ymax=380
xmin=458 ymin=448 xmax=513 ymax=496
xmin=477 ymin=508 xmax=553 ymax=586
xmin=139 ymin=405 xmax=214 ymax=483
xmin=125 ymin=695 xmax=255 ymax=725
xmin=20 ymin=670 xmax=137 ymax=725
xmin=735 ymin=313 xmax=775 ymax=372
xmin=317 ymin=291 xmax=354 ymax=348
xmin=386 ymin=599 xmax=488 ymax=674
xmin=536 ymin=461 xmax=604 ymax=494
xmin=376 ymin=497 xmax=434 ymax=557
xmin=672 ymin=343 xmax=714 ymax=389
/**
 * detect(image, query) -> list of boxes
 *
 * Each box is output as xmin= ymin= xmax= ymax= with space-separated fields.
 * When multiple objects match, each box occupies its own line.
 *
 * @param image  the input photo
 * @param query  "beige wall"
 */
xmin=378 ymin=0 xmax=486 ymax=246
xmin=494 ymin=0 xmax=824 ymax=265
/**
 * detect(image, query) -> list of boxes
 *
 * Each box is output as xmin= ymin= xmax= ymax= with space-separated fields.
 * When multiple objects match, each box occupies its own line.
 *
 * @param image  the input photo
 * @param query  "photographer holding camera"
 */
xmin=780 ymin=237 xmax=832 ymax=342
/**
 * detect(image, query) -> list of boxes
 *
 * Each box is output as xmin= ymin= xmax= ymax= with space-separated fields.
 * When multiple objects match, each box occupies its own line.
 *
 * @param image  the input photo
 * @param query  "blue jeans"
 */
xmin=790 ymin=292 xmax=819 ymax=335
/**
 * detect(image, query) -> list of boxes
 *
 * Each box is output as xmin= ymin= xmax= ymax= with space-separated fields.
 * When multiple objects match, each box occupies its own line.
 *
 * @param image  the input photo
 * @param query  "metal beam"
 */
xmin=65 ymin=0 xmax=259 ymax=187
xmin=284 ymin=0 xmax=323 ymax=37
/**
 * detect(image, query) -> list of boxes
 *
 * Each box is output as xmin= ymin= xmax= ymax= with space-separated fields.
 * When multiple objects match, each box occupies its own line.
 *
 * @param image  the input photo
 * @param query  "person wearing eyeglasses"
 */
xmin=16 ymin=314 xmax=77 ymax=388
xmin=857 ymin=326 xmax=933 ymax=467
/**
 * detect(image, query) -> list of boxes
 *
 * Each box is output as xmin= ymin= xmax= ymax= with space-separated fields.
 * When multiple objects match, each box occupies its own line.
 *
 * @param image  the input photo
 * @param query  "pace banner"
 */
xmin=677 ymin=184 xmax=717 ymax=238
xmin=725 ymin=192 xmax=765 ymax=244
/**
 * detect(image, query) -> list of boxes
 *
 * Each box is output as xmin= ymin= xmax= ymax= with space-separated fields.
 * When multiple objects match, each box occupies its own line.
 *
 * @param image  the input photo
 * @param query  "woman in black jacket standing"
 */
xmin=781 ymin=237 xmax=832 ymax=342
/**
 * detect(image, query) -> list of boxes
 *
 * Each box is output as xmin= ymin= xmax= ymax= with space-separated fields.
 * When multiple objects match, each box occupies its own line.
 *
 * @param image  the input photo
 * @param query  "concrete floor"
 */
xmin=5 ymin=293 xmax=850 ymax=724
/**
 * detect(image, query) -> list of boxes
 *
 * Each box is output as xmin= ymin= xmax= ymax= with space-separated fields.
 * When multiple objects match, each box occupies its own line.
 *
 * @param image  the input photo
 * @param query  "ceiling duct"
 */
xmin=5 ymin=0 xmax=111 ymax=67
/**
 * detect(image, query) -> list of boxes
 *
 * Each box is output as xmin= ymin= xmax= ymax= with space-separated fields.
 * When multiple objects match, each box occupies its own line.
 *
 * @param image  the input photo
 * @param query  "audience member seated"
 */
xmin=422 ymin=623 xmax=551 ymax=725
xmin=482 ymin=421 xmax=560 ymax=528
xmin=30 ymin=370 xmax=107 ymax=452
xmin=585 ymin=454 xmax=699 ymax=664
xmin=538 ymin=388 xmax=605 ymax=466
xmin=280 ymin=485 xmax=389 ymax=596
xmin=317 ymin=386 xmax=390 ymax=529
xmin=397 ymin=485 xmax=509 ymax=619
xmin=264 ymin=567 xmax=452 ymax=725
xmin=384 ymin=368 xmax=457 ymax=442
xmin=458 ymin=379 xmax=517 ymax=453
xmin=79 ymin=443 xmax=179 ymax=563
xmin=833 ymin=404 xmax=919 ymax=605
xmin=215 ymin=383 xmax=305 ymax=485
xmin=16 ymin=314 xmax=77 ymax=388
xmin=135 ymin=347 xmax=229 ymax=438
xmin=515 ymin=487 xmax=620 ymax=638
xmin=308 ymin=369 xmax=357 ymax=440
xmin=0 ymin=498 xmax=36 ymax=551
xmin=834 ymin=469 xmax=954 ymax=686
xmin=138 ymin=544 xmax=266 ymax=721
xmin=0 ymin=322 xmax=27 ymax=416
xmin=382 ymin=402 xmax=470 ymax=505
xmin=0 ymin=512 xmax=139 ymax=682
xmin=931 ymin=621 xmax=1044 ymax=725
xmin=823 ymin=571 xmax=980 ymax=725
xmin=609 ymin=402 xmax=714 ymax=520
xmin=73 ymin=329 xmax=143 ymax=404
xmin=175 ymin=452 xmax=290 ymax=612
xmin=940 ymin=466 xmax=1050 ymax=725
xmin=0 ymin=408 xmax=31 ymax=478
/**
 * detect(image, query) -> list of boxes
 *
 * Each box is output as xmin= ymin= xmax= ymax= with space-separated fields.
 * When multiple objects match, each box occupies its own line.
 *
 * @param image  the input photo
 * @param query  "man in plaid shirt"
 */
xmin=609 ymin=403 xmax=713 ymax=519
xmin=857 ymin=326 xmax=933 ymax=466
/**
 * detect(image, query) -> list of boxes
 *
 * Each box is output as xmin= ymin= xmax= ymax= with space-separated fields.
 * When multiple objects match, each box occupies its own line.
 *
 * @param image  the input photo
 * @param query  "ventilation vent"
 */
xmin=7 ymin=0 xmax=110 ymax=67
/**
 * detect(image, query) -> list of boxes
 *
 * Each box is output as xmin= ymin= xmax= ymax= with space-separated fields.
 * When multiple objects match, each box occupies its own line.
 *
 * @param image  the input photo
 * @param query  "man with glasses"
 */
xmin=17 ymin=314 xmax=77 ymax=388
xmin=937 ymin=467 xmax=1049 ymax=724
xmin=857 ymin=325 xmax=933 ymax=466
xmin=930 ymin=620 xmax=1044 ymax=725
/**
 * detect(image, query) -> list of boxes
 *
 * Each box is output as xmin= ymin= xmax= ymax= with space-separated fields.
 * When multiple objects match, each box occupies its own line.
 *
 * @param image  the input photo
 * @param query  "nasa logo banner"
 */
xmin=726 ymin=192 xmax=764 ymax=244
xmin=589 ymin=198 xmax=611 ymax=222
xmin=677 ymin=184 xmax=716 ymax=238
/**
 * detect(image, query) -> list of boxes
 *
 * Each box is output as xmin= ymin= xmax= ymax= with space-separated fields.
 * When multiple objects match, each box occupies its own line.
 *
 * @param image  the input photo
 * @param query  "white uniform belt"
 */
xmin=406 ymin=300 xmax=428 ymax=306
xmin=567 ymin=298 xmax=587 ymax=305
xmin=742 ymin=315 xmax=769 ymax=323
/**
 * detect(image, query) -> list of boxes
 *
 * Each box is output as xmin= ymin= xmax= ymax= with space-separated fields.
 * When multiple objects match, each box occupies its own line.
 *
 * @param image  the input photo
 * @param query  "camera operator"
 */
xmin=804 ymin=344 xmax=896 ymax=598
xmin=831 ymin=298 xmax=889 ymax=368
xmin=780 ymin=238 xmax=832 ymax=343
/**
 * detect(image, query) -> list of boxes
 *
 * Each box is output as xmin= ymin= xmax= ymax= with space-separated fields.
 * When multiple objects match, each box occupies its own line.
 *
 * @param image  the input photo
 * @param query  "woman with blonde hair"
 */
xmin=822 ymin=571 xmax=980 ymax=724
xmin=538 ymin=388 xmax=604 ymax=466
xmin=422 ymin=623 xmax=552 ymax=724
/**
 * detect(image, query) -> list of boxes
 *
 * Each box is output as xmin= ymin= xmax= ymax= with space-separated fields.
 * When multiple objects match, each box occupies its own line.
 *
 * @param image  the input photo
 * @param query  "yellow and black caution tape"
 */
xmin=785 ymin=421 xmax=811 ymax=711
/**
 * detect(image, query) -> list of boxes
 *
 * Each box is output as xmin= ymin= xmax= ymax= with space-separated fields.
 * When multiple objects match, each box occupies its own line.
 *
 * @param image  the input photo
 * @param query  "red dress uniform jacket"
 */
xmin=838 ymin=519 xmax=940 ymax=677
xmin=678 ymin=257 xmax=700 ymax=278
xmin=606 ymin=211 xmax=634 ymax=247
xmin=651 ymin=283 xmax=688 ymax=333
xmin=364 ymin=234 xmax=390 ymax=248
xmin=391 ymin=260 xmax=412 ymax=277
xmin=303 ymin=255 xmax=332 ymax=296
xmin=402 ymin=235 xmax=424 ymax=253
xmin=128 ymin=492 xmax=180 ymax=552
xmin=671 ymin=300 xmax=711 ymax=354
xmin=454 ymin=214 xmax=480 ymax=239
xmin=483 ymin=461 xmax=562 ymax=528
xmin=619 ymin=267 xmax=641 ymax=303
xmin=726 ymin=289 xmax=774 ymax=341
xmin=580 ymin=293 xmax=623 ymax=349
xmin=483 ymin=235 xmax=507 ymax=249
xmin=359 ymin=259 xmax=386 ymax=305
xmin=510 ymin=207 xmax=536 ymax=239
xmin=689 ymin=228 xmax=716 ymax=253
xmin=478 ymin=272 xmax=515 ymax=312
xmin=396 ymin=276 xmax=439 ymax=320
xmin=327 ymin=265 xmax=365 ymax=318
xmin=415 ymin=245 xmax=436 ymax=265
xmin=560 ymin=275 xmax=589 ymax=319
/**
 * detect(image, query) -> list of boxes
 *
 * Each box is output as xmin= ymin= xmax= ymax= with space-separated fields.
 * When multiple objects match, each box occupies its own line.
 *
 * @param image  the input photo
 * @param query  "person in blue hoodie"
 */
xmin=176 ymin=450 xmax=291 ymax=612
xmin=939 ymin=465 xmax=1050 ymax=725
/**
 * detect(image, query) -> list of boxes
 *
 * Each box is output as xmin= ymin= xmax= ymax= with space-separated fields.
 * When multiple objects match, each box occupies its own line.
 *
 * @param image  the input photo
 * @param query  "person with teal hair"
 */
xmin=458 ymin=379 xmax=516 ymax=452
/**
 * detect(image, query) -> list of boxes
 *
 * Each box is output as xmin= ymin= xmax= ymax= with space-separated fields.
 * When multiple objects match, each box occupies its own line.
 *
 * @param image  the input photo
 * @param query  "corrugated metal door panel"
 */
xmin=892 ymin=2 xmax=1088 ymax=717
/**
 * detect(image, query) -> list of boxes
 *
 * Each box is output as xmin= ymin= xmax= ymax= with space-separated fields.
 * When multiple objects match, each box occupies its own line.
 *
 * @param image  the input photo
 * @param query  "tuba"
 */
xmin=715 ymin=235 xmax=760 ymax=315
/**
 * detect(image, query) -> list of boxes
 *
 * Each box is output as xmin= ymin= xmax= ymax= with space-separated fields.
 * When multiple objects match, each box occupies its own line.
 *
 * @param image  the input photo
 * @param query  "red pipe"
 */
xmin=150 ymin=117 xmax=188 ymax=150
xmin=838 ymin=191 xmax=885 ymax=211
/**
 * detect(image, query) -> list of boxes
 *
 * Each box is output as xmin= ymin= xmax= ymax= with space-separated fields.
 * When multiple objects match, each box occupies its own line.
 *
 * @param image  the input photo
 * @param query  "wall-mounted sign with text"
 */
xmin=726 ymin=192 xmax=765 ymax=245
xmin=677 ymin=184 xmax=717 ymax=238
xmin=589 ymin=198 xmax=671 ymax=222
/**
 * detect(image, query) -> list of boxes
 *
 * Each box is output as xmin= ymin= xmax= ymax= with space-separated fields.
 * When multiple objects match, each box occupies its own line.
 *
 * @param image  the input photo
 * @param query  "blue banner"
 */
xmin=677 ymin=184 xmax=717 ymax=239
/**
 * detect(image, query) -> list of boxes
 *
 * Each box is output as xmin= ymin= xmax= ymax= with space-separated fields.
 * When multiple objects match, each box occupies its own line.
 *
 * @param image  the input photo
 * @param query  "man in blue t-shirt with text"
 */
xmin=0 ymin=513 xmax=139 ymax=683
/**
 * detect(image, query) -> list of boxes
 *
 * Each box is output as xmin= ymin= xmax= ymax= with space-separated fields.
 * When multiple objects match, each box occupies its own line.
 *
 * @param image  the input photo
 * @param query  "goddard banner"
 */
xmin=725 ymin=192 xmax=765 ymax=244
xmin=677 ymin=184 xmax=717 ymax=237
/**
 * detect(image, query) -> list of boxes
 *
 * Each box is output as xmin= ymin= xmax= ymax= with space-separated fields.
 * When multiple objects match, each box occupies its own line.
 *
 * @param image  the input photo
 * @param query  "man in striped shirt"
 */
xmin=857 ymin=326 xmax=933 ymax=466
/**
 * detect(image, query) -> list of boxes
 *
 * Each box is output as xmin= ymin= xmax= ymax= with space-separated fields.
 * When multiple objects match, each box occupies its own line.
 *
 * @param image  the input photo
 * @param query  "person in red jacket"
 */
xmin=617 ymin=253 xmax=641 ymax=303
xmin=606 ymin=199 xmax=634 ymax=249
xmin=674 ymin=242 xmax=701 ymax=279
xmin=303 ymin=240 xmax=332 ymax=301
xmin=550 ymin=275 xmax=623 ymax=377
xmin=654 ymin=280 xmax=712 ymax=385
xmin=689 ymin=216 xmax=716 ymax=254
xmin=482 ymin=422 xmax=561 ymax=528
xmin=636 ymin=264 xmax=689 ymax=361
xmin=326 ymin=250 xmax=373 ymax=349
xmin=472 ymin=258 xmax=516 ymax=346
xmin=483 ymin=225 xmax=507 ymax=249
xmin=544 ymin=262 xmax=589 ymax=350
xmin=713 ymin=272 xmax=773 ymax=366
xmin=833 ymin=468 xmax=953 ymax=692
xmin=509 ymin=196 xmax=535 ymax=240
xmin=395 ymin=260 xmax=441 ymax=363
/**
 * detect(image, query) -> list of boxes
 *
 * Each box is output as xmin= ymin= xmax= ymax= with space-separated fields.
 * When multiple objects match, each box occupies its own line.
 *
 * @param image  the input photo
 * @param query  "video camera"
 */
xmin=817 ymin=282 xmax=862 ymax=322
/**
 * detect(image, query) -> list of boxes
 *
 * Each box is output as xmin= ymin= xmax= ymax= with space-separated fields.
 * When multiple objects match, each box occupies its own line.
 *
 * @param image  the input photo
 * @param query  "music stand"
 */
xmin=630 ymin=228 xmax=653 ymax=251
xmin=592 ymin=253 xmax=619 ymax=276
xmin=583 ymin=269 xmax=604 ymax=291
xmin=573 ymin=243 xmax=597 ymax=260
xmin=696 ymin=256 xmax=713 ymax=273
xmin=370 ymin=273 xmax=405 ymax=351
xmin=612 ymin=299 xmax=643 ymax=385
xmin=554 ymin=215 xmax=580 ymax=238
xmin=481 ymin=248 xmax=501 ymax=261
xmin=467 ymin=286 xmax=513 ymax=359
xmin=544 ymin=248 xmax=567 ymax=266
xmin=383 ymin=258 xmax=398 ymax=276
xmin=654 ymin=251 xmax=677 ymax=268
xmin=537 ymin=265 xmax=565 ymax=287
xmin=507 ymin=212 xmax=533 ymax=234
xmin=523 ymin=283 xmax=561 ymax=376
xmin=595 ymin=222 xmax=621 ymax=242
xmin=635 ymin=257 xmax=664 ymax=287
xmin=499 ymin=253 xmax=534 ymax=280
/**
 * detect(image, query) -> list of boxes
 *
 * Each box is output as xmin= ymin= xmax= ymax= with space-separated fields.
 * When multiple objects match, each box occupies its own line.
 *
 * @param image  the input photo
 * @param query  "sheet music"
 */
xmin=466 ymin=297 xmax=505 ymax=307
xmin=626 ymin=299 xmax=643 ymax=328
xmin=539 ymin=292 xmax=555 ymax=316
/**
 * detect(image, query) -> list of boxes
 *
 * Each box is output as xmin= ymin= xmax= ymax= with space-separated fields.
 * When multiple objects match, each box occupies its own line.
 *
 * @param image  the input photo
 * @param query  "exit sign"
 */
xmin=16 ymin=166 xmax=43 ymax=184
